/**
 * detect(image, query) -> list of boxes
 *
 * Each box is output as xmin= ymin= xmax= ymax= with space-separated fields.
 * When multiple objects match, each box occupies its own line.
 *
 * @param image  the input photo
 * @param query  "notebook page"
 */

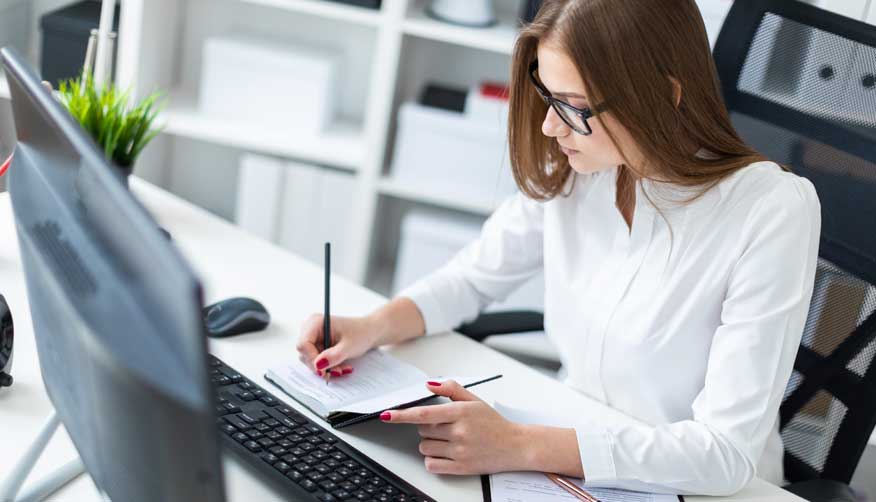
xmin=335 ymin=375 xmax=496 ymax=414
xmin=489 ymin=472 xmax=678 ymax=502
xmin=268 ymin=349 xmax=427 ymax=411
xmin=489 ymin=403 xmax=678 ymax=502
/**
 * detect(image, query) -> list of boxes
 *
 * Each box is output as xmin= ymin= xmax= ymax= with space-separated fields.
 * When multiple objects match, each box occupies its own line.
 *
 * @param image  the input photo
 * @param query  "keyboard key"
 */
xmin=266 ymin=431 xmax=282 ymax=441
xmin=343 ymin=460 xmax=359 ymax=470
xmin=307 ymin=425 xmax=323 ymax=434
xmin=245 ymin=430 xmax=264 ymax=440
xmin=307 ymin=472 xmax=325 ymax=482
xmin=286 ymin=470 xmax=304 ymax=482
xmin=299 ymin=443 xmax=316 ymax=452
xmin=326 ymin=472 xmax=343 ymax=483
xmin=302 ymin=455 xmax=320 ymax=465
xmin=260 ymin=395 xmax=278 ymax=406
xmin=225 ymin=416 xmax=251 ymax=430
xmin=317 ymin=492 xmax=337 ymax=501
xmin=293 ymin=462 xmax=312 ymax=473
xmin=232 ymin=433 xmax=248 ymax=444
xmin=353 ymin=490 xmax=369 ymax=500
xmin=259 ymin=452 xmax=278 ymax=464
xmin=274 ymin=461 xmax=291 ymax=473
xmin=238 ymin=413 xmax=259 ymax=424
xmin=244 ymin=441 xmax=262 ymax=452
xmin=276 ymin=426 xmax=292 ymax=435
xmin=326 ymin=460 xmax=342 ymax=470
xmin=257 ymin=438 xmax=275 ymax=448
xmin=319 ymin=480 xmax=337 ymax=491
xmin=300 ymin=479 xmax=318 ymax=492
xmin=254 ymin=423 xmax=270 ymax=432
xmin=264 ymin=418 xmax=281 ymax=427
xmin=278 ymin=439 xmax=295 ymax=449
xmin=332 ymin=489 xmax=351 ymax=500
xmin=239 ymin=392 xmax=256 ymax=401
xmin=219 ymin=424 xmax=237 ymax=435
xmin=239 ymin=381 xmax=254 ymax=390
xmin=252 ymin=389 xmax=266 ymax=397
xmin=268 ymin=446 xmax=287 ymax=456
xmin=315 ymin=464 xmax=331 ymax=474
xmin=223 ymin=402 xmax=240 ymax=414
xmin=321 ymin=434 xmax=338 ymax=444
xmin=312 ymin=451 xmax=329 ymax=461
xmin=339 ymin=481 xmax=356 ymax=491
xmin=331 ymin=452 xmax=348 ymax=462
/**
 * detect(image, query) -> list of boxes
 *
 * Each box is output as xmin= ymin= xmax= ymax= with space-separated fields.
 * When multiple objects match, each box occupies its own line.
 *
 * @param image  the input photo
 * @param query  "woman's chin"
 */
xmin=568 ymin=158 xmax=615 ymax=175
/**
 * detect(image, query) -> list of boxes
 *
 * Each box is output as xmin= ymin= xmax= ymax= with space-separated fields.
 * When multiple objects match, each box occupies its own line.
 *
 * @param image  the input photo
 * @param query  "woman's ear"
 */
xmin=669 ymin=76 xmax=682 ymax=108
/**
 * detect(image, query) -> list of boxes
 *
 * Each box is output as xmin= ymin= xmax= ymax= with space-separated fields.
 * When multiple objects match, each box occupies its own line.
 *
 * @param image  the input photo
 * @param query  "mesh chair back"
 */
xmin=713 ymin=0 xmax=876 ymax=484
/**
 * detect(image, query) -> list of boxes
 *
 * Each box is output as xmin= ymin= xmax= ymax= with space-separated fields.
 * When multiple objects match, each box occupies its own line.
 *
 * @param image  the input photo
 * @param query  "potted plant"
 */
xmin=57 ymin=74 xmax=163 ymax=188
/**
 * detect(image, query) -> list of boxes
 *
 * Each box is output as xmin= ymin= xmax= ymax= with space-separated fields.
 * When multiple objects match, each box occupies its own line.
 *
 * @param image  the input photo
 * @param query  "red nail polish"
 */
xmin=342 ymin=368 xmax=353 ymax=375
xmin=427 ymin=381 xmax=441 ymax=386
xmin=316 ymin=358 xmax=329 ymax=369
xmin=331 ymin=369 xmax=342 ymax=377
xmin=380 ymin=411 xmax=391 ymax=421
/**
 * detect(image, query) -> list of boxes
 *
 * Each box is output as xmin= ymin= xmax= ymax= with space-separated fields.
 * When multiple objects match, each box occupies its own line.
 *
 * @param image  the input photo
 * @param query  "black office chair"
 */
xmin=459 ymin=1 xmax=876 ymax=500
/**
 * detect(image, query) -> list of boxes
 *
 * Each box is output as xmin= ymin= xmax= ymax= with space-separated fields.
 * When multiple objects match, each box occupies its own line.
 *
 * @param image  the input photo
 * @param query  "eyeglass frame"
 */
xmin=528 ymin=60 xmax=607 ymax=136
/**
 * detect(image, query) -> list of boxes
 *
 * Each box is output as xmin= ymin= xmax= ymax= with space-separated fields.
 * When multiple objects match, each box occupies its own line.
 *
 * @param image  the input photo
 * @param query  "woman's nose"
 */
xmin=542 ymin=106 xmax=570 ymax=138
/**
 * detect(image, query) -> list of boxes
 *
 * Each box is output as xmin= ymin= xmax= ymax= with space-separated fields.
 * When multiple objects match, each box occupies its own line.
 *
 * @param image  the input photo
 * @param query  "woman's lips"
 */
xmin=559 ymin=145 xmax=579 ymax=156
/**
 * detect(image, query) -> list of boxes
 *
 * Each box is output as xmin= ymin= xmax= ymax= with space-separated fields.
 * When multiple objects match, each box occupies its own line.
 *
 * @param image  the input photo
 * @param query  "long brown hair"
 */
xmin=508 ymin=0 xmax=770 ymax=203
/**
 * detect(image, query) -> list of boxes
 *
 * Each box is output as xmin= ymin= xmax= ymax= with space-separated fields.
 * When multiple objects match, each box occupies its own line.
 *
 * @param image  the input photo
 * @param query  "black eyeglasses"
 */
xmin=529 ymin=60 xmax=606 ymax=136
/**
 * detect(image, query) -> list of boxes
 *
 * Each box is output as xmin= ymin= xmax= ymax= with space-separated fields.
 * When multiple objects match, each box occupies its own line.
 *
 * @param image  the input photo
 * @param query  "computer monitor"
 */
xmin=0 ymin=47 xmax=226 ymax=502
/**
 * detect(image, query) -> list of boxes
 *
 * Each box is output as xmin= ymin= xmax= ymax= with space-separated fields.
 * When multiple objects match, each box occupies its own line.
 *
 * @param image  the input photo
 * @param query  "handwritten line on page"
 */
xmin=489 ymin=403 xmax=679 ymax=502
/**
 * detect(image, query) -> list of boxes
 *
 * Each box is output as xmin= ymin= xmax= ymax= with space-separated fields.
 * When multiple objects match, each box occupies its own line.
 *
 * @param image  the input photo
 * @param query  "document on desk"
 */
xmin=487 ymin=403 xmax=680 ymax=502
xmin=265 ymin=349 xmax=501 ymax=429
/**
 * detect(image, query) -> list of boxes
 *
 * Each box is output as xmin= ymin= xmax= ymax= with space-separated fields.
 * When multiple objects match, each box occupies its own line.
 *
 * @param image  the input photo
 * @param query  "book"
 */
xmin=264 ymin=349 xmax=502 ymax=429
xmin=484 ymin=403 xmax=682 ymax=502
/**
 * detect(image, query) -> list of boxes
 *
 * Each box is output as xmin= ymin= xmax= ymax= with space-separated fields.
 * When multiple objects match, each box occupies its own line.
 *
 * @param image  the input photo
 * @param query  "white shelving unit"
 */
xmin=5 ymin=0 xmax=874 ymax=294
xmin=110 ymin=0 xmax=525 ymax=292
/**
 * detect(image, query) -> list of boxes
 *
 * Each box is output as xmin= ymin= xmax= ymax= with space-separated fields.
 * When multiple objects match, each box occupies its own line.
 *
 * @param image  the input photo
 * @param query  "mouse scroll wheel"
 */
xmin=206 ymin=305 xmax=222 ymax=321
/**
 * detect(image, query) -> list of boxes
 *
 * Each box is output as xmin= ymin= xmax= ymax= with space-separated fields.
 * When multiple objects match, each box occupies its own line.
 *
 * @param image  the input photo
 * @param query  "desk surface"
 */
xmin=0 ymin=179 xmax=803 ymax=502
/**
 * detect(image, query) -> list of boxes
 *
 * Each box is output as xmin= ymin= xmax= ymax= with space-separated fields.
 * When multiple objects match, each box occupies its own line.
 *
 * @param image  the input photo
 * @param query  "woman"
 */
xmin=297 ymin=0 xmax=821 ymax=495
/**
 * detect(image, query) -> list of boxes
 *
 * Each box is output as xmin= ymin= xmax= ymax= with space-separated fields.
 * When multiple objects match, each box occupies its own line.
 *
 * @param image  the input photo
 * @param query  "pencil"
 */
xmin=545 ymin=473 xmax=601 ymax=502
xmin=323 ymin=242 xmax=331 ymax=385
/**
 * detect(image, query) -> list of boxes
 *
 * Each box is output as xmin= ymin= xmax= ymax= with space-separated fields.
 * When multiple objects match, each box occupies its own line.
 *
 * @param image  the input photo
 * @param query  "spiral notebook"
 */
xmin=265 ymin=349 xmax=501 ymax=429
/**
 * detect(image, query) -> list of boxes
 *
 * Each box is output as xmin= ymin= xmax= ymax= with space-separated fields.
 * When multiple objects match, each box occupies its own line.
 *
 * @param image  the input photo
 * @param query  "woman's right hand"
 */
xmin=296 ymin=313 xmax=383 ymax=378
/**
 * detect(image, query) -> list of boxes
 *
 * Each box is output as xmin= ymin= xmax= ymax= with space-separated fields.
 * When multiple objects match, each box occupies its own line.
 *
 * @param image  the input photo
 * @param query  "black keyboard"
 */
xmin=209 ymin=355 xmax=436 ymax=502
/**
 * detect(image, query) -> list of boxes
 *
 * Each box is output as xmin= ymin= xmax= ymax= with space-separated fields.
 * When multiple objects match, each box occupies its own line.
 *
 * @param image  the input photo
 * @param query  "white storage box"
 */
xmin=233 ymin=153 xmax=356 ymax=279
xmin=199 ymin=34 xmax=340 ymax=134
xmin=393 ymin=208 xmax=544 ymax=312
xmin=235 ymin=153 xmax=285 ymax=241
xmin=276 ymin=161 xmax=356 ymax=279
xmin=390 ymin=102 xmax=517 ymax=203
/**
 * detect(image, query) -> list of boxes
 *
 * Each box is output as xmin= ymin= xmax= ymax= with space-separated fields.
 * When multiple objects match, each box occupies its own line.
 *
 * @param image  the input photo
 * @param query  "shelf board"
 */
xmin=402 ymin=0 xmax=519 ymax=54
xmin=240 ymin=0 xmax=384 ymax=26
xmin=377 ymin=177 xmax=497 ymax=216
xmin=159 ymin=92 xmax=366 ymax=170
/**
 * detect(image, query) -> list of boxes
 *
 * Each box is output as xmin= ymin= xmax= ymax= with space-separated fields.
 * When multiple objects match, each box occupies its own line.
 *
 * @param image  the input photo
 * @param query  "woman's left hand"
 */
xmin=379 ymin=380 xmax=528 ymax=475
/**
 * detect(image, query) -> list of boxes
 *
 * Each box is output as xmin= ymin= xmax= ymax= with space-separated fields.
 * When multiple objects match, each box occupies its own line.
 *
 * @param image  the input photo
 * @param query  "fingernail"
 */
xmin=330 ymin=369 xmax=342 ymax=377
xmin=316 ymin=358 xmax=329 ymax=369
xmin=427 ymin=381 xmax=442 ymax=387
xmin=380 ymin=411 xmax=391 ymax=421
xmin=342 ymin=368 xmax=353 ymax=375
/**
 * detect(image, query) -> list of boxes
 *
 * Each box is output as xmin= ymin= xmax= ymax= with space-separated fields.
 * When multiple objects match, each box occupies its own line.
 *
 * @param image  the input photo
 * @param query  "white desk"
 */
xmin=0 ymin=179 xmax=803 ymax=502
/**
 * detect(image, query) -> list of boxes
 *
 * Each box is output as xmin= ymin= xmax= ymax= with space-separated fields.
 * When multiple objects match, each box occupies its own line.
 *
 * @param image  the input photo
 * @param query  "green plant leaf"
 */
xmin=57 ymin=72 xmax=165 ymax=169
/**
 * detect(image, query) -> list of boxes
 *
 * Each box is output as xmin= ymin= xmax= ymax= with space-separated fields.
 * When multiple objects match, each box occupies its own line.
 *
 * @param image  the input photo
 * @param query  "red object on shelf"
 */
xmin=480 ymin=82 xmax=510 ymax=101
xmin=0 ymin=154 xmax=11 ymax=178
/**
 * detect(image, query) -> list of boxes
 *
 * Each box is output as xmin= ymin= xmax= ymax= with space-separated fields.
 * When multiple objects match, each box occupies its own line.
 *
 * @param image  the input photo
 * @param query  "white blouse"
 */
xmin=398 ymin=161 xmax=821 ymax=495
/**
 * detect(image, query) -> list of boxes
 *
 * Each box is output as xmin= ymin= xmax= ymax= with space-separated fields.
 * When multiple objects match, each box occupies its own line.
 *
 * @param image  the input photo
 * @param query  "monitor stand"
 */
xmin=0 ymin=411 xmax=85 ymax=502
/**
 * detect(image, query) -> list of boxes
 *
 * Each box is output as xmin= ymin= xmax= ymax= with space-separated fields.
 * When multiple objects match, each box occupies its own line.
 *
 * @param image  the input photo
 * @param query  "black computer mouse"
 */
xmin=203 ymin=297 xmax=271 ymax=338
